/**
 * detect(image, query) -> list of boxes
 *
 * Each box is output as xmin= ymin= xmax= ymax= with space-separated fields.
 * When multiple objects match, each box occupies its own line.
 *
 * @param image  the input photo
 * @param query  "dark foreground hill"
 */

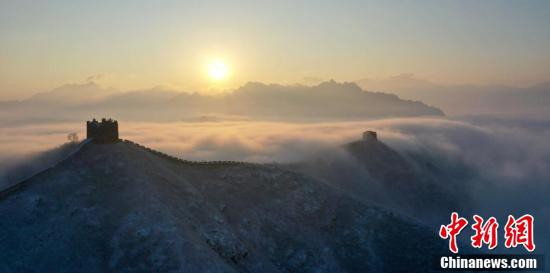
xmin=292 ymin=134 xmax=475 ymax=225
xmin=0 ymin=140 xmax=445 ymax=273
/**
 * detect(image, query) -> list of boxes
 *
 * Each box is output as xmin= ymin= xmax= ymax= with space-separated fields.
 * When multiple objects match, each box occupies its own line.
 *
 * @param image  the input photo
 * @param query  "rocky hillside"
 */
xmin=292 ymin=134 xmax=475 ymax=224
xmin=0 ymin=140 xmax=445 ymax=273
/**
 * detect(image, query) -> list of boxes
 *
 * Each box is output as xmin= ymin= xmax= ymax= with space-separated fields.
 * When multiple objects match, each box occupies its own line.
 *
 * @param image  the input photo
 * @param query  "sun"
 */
xmin=207 ymin=60 xmax=229 ymax=81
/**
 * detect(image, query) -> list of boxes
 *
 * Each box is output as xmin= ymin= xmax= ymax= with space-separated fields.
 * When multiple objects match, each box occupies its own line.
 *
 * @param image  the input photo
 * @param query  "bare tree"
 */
xmin=67 ymin=132 xmax=79 ymax=143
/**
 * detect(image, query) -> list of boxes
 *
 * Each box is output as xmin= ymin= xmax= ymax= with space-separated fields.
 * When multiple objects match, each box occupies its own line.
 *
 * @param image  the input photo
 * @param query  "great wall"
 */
xmin=122 ymin=138 xmax=256 ymax=167
xmin=0 ymin=118 xmax=376 ymax=200
xmin=0 ymin=118 xmax=260 ymax=200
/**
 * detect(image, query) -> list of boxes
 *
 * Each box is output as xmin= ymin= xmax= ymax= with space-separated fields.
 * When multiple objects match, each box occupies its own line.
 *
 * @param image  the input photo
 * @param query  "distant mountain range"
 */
xmin=0 ymin=80 xmax=443 ymax=125
xmin=3 ymin=76 xmax=549 ymax=124
xmin=356 ymin=74 xmax=550 ymax=117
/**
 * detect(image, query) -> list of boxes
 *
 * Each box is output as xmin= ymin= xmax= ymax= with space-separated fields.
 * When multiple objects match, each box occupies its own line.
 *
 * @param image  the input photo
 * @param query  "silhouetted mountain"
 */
xmin=28 ymin=82 xmax=119 ymax=105
xmin=344 ymin=137 xmax=472 ymax=219
xmin=356 ymin=75 xmax=550 ymax=117
xmin=0 ymin=140 xmax=445 ymax=273
xmin=292 ymin=133 xmax=475 ymax=223
xmin=0 ymin=81 xmax=444 ymax=125
xmin=221 ymin=81 xmax=443 ymax=120
xmin=98 ymin=88 xmax=181 ymax=108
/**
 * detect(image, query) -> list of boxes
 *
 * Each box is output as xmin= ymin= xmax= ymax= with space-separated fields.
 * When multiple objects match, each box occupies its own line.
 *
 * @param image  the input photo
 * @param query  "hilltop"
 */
xmin=0 ymin=139 xmax=445 ymax=273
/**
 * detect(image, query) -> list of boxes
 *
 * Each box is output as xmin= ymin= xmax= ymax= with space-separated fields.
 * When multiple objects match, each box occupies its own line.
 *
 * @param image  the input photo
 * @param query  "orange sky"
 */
xmin=1 ymin=1 xmax=549 ymax=100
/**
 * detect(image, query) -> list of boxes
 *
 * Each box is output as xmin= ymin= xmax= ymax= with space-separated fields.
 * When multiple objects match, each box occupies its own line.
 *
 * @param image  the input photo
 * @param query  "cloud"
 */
xmin=0 ymin=122 xmax=84 ymax=160
xmin=86 ymin=74 xmax=104 ymax=83
xmin=0 ymin=122 xmax=83 ymax=189
xmin=2 ymin=117 xmax=549 ymax=176
xmin=1 ymin=117 xmax=549 ymax=251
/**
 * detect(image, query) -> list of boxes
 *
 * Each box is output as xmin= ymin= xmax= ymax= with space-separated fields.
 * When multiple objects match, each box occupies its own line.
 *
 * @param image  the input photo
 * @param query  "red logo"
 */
xmin=439 ymin=213 xmax=535 ymax=253
xmin=471 ymin=215 xmax=499 ymax=249
xmin=439 ymin=212 xmax=469 ymax=253
xmin=504 ymin=214 xmax=535 ymax=252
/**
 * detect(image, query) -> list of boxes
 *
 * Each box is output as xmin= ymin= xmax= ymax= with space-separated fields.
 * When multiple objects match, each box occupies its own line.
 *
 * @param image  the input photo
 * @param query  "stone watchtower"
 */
xmin=362 ymin=130 xmax=377 ymax=141
xmin=86 ymin=118 xmax=119 ymax=143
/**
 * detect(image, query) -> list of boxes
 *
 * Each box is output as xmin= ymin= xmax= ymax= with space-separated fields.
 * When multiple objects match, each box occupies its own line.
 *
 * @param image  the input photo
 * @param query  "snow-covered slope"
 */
xmin=0 ymin=141 xmax=445 ymax=273
xmin=294 ymin=136 xmax=475 ymax=225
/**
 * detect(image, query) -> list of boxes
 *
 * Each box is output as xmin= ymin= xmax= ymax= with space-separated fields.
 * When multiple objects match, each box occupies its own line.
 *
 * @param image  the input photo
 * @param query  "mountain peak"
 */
xmin=0 ymin=136 xmax=445 ymax=272
xmin=28 ymin=82 xmax=118 ymax=104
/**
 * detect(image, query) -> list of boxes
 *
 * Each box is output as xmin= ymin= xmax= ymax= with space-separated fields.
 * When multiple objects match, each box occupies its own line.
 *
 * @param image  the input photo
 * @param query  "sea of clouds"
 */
xmin=2 ymin=117 xmax=549 ymax=192
xmin=1 ymin=117 xmax=549 ymax=251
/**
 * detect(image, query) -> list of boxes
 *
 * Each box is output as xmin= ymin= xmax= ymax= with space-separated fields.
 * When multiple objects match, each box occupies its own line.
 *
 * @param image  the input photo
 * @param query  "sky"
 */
xmin=1 ymin=0 xmax=550 ymax=100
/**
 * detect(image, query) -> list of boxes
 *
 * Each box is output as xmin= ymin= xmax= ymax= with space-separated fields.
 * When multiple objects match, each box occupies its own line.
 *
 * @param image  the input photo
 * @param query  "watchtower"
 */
xmin=362 ymin=130 xmax=377 ymax=141
xmin=86 ymin=118 xmax=119 ymax=143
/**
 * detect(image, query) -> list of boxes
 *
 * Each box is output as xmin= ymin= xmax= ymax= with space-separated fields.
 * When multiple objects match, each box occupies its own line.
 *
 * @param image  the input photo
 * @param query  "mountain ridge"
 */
xmin=0 ymin=81 xmax=444 ymax=125
xmin=356 ymin=75 xmax=550 ymax=117
xmin=0 ymin=139 xmax=445 ymax=273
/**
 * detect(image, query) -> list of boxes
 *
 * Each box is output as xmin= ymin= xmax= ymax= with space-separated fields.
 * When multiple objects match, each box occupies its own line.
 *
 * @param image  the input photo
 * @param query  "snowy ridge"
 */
xmin=122 ymin=139 xmax=260 ymax=166
xmin=0 ymin=138 xmax=92 ymax=200
xmin=0 ymin=140 xmax=446 ymax=272
xmin=0 ymin=138 xmax=258 ymax=201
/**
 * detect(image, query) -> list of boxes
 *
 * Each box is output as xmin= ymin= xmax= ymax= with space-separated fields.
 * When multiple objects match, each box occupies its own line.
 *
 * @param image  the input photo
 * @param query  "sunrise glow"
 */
xmin=207 ymin=60 xmax=229 ymax=81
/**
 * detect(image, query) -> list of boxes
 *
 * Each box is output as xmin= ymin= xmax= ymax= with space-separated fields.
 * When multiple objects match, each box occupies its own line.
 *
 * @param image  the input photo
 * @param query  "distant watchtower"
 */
xmin=362 ymin=130 xmax=377 ymax=141
xmin=86 ymin=118 xmax=119 ymax=143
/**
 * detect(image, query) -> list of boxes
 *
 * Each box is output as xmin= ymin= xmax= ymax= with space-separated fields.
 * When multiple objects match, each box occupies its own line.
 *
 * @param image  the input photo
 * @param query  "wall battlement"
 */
xmin=362 ymin=130 xmax=377 ymax=141
xmin=87 ymin=118 xmax=119 ymax=143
